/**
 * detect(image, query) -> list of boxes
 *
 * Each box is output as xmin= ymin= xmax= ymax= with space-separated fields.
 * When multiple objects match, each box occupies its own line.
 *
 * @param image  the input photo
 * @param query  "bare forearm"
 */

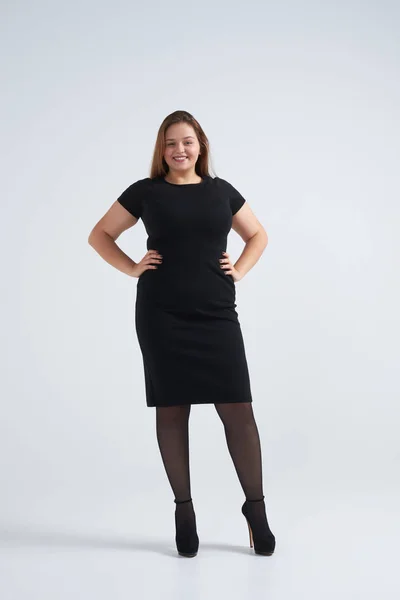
xmin=88 ymin=231 xmax=137 ymax=277
xmin=234 ymin=230 xmax=268 ymax=279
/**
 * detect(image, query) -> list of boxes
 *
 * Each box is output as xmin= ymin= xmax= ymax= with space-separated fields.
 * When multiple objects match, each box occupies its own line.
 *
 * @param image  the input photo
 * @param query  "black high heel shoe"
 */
xmin=174 ymin=498 xmax=199 ymax=557
xmin=241 ymin=496 xmax=276 ymax=556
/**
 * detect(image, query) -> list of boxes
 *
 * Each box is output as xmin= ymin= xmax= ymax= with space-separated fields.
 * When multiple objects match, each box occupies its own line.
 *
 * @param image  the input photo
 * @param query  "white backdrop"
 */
xmin=1 ymin=1 xmax=399 ymax=598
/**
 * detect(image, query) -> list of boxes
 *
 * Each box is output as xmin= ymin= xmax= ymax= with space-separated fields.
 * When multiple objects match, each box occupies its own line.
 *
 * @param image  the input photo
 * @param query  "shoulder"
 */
xmin=120 ymin=177 xmax=153 ymax=193
xmin=211 ymin=176 xmax=246 ymax=215
xmin=116 ymin=177 xmax=153 ymax=219
xmin=212 ymin=176 xmax=241 ymax=194
xmin=212 ymin=176 xmax=228 ymax=189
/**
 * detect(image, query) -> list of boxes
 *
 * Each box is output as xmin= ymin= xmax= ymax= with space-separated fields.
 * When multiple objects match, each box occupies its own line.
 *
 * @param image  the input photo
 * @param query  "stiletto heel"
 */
xmin=246 ymin=519 xmax=254 ymax=548
xmin=241 ymin=496 xmax=276 ymax=556
xmin=174 ymin=498 xmax=199 ymax=557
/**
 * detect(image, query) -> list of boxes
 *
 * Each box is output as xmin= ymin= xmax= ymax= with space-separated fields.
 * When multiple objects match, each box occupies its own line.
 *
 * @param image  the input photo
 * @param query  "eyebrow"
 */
xmin=165 ymin=136 xmax=195 ymax=141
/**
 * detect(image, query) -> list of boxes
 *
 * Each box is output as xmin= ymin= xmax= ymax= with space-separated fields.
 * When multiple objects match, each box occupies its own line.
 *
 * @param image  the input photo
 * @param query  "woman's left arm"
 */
xmin=221 ymin=203 xmax=268 ymax=282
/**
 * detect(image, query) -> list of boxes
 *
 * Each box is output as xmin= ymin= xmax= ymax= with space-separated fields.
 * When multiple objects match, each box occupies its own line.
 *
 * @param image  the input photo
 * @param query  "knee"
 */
xmin=214 ymin=402 xmax=255 ymax=427
xmin=156 ymin=405 xmax=191 ymax=426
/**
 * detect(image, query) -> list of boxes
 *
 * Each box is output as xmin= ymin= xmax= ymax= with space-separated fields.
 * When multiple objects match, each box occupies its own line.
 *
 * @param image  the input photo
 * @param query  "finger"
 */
xmin=149 ymin=254 xmax=162 ymax=260
xmin=146 ymin=257 xmax=162 ymax=264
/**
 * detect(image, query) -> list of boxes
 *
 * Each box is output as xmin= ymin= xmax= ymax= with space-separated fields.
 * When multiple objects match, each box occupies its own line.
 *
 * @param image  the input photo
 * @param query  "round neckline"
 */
xmin=161 ymin=175 xmax=207 ymax=187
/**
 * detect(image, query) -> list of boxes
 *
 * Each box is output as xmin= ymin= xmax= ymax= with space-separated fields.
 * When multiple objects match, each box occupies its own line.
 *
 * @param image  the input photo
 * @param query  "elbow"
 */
xmin=88 ymin=228 xmax=99 ymax=246
xmin=88 ymin=228 xmax=115 ymax=246
xmin=246 ymin=228 xmax=268 ymax=247
xmin=258 ymin=227 xmax=268 ymax=248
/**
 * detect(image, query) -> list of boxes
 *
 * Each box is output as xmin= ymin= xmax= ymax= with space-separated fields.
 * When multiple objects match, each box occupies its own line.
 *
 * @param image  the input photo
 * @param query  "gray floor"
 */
xmin=1 ymin=486 xmax=398 ymax=599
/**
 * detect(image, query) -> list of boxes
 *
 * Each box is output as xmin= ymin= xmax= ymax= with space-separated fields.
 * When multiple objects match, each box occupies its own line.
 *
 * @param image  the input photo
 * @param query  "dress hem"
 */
xmin=147 ymin=397 xmax=253 ymax=408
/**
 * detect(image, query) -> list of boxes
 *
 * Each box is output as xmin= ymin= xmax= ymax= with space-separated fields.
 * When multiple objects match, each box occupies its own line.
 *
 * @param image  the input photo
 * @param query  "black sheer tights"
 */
xmin=155 ymin=405 xmax=192 ymax=502
xmin=155 ymin=402 xmax=264 ymax=504
xmin=214 ymin=402 xmax=264 ymax=501
xmin=155 ymin=405 xmax=194 ymax=526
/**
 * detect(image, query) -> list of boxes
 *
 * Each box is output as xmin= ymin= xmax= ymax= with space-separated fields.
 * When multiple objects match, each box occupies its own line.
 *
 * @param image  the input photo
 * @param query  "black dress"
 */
xmin=117 ymin=174 xmax=253 ymax=408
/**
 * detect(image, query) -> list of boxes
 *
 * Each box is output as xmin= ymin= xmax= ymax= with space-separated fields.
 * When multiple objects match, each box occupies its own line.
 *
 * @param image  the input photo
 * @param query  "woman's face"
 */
xmin=163 ymin=122 xmax=201 ymax=174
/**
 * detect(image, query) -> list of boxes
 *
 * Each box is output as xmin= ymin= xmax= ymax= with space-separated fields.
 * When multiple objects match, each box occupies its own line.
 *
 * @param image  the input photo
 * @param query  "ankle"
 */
xmin=245 ymin=496 xmax=265 ymax=503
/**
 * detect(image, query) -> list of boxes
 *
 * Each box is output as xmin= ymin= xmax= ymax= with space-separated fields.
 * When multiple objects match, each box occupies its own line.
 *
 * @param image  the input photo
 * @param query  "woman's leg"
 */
xmin=155 ymin=404 xmax=197 ymax=542
xmin=155 ymin=404 xmax=192 ymax=501
xmin=214 ymin=402 xmax=264 ymax=501
xmin=214 ymin=402 xmax=275 ymax=553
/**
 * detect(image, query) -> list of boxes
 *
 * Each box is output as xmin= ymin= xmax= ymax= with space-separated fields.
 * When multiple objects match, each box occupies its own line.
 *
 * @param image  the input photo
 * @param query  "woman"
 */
xmin=88 ymin=110 xmax=276 ymax=558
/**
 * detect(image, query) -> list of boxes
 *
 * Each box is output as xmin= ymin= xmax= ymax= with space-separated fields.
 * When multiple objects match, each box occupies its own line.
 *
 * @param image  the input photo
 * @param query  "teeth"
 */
xmin=174 ymin=157 xmax=186 ymax=160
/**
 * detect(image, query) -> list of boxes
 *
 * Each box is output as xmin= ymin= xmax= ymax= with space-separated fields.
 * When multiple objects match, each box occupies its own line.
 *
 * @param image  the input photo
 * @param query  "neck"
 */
xmin=165 ymin=172 xmax=203 ymax=185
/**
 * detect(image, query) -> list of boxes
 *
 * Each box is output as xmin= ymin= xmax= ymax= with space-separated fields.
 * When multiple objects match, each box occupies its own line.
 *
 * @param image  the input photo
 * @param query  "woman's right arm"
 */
xmin=89 ymin=200 xmax=162 ymax=278
xmin=88 ymin=200 xmax=140 ymax=277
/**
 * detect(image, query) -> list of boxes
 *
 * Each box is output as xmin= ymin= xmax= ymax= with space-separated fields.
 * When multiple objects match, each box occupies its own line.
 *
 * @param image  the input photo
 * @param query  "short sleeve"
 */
xmin=116 ymin=178 xmax=149 ymax=220
xmin=215 ymin=177 xmax=246 ymax=215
